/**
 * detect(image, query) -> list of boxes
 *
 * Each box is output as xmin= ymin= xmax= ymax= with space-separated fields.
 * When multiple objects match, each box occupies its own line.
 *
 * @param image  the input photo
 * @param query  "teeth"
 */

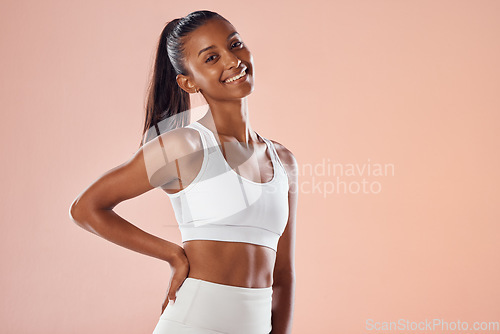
xmin=225 ymin=69 xmax=246 ymax=83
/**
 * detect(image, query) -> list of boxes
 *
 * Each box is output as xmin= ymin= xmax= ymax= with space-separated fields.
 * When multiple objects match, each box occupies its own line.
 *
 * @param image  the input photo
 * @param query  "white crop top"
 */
xmin=165 ymin=121 xmax=289 ymax=252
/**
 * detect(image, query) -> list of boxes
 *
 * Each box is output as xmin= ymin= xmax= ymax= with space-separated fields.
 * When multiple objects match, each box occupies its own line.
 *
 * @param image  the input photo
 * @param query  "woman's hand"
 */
xmin=162 ymin=246 xmax=190 ymax=314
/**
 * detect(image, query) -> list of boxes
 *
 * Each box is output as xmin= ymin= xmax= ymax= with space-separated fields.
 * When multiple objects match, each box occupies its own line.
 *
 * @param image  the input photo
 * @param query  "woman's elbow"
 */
xmin=273 ymin=269 xmax=296 ymax=286
xmin=69 ymin=196 xmax=93 ymax=230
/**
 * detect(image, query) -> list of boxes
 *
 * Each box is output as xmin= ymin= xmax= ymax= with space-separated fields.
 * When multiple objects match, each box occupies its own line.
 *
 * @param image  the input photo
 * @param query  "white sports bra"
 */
xmin=165 ymin=121 xmax=289 ymax=252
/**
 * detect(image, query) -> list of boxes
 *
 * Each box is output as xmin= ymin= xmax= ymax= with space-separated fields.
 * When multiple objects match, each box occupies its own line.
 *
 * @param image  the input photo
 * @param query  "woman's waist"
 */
xmin=183 ymin=240 xmax=276 ymax=288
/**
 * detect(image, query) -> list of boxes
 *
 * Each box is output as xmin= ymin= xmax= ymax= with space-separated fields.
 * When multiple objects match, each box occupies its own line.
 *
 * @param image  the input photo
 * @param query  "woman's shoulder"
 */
xmin=143 ymin=125 xmax=204 ymax=153
xmin=140 ymin=125 xmax=205 ymax=187
xmin=268 ymin=138 xmax=297 ymax=180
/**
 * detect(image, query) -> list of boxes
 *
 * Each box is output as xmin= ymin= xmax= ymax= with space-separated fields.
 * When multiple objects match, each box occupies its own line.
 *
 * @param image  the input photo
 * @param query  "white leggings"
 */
xmin=152 ymin=277 xmax=273 ymax=334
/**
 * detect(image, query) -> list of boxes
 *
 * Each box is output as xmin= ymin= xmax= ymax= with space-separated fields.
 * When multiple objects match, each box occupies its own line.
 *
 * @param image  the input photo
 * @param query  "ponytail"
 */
xmin=140 ymin=19 xmax=190 ymax=146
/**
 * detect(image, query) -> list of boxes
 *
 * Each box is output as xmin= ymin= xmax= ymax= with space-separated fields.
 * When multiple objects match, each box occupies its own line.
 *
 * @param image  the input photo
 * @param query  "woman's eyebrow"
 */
xmin=198 ymin=31 xmax=239 ymax=57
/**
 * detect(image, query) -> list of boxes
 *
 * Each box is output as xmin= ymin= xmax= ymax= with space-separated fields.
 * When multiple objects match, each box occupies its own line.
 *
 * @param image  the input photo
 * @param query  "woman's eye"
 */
xmin=205 ymin=55 xmax=216 ymax=63
xmin=205 ymin=42 xmax=243 ymax=63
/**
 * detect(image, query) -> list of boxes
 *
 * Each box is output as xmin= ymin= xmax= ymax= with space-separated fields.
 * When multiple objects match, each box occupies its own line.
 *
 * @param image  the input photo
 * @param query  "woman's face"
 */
xmin=177 ymin=19 xmax=254 ymax=100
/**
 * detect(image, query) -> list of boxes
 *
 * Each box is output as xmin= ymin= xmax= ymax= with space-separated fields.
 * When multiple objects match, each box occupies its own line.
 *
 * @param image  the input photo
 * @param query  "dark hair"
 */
xmin=140 ymin=10 xmax=229 ymax=147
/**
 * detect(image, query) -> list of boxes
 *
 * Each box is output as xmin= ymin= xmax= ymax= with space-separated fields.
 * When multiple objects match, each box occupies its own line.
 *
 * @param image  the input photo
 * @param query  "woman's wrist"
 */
xmin=164 ymin=242 xmax=186 ymax=264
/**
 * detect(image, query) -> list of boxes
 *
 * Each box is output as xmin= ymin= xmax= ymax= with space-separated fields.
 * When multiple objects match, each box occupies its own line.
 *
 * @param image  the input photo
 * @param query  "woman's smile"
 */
xmin=222 ymin=69 xmax=248 ymax=84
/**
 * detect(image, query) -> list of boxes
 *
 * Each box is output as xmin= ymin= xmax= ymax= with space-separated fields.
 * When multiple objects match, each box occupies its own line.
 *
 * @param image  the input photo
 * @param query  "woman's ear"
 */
xmin=176 ymin=74 xmax=198 ymax=94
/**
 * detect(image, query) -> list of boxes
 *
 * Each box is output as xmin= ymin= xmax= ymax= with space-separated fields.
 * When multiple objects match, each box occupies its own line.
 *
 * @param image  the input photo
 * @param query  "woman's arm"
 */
xmin=271 ymin=142 xmax=298 ymax=334
xmin=69 ymin=128 xmax=200 ymax=264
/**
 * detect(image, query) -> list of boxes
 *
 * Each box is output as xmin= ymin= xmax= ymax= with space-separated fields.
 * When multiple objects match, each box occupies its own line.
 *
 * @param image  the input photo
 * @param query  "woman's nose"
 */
xmin=223 ymin=51 xmax=241 ymax=69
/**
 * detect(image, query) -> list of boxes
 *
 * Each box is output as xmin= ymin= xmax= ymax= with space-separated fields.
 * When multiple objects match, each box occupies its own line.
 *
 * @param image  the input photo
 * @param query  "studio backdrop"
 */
xmin=1 ymin=1 xmax=499 ymax=333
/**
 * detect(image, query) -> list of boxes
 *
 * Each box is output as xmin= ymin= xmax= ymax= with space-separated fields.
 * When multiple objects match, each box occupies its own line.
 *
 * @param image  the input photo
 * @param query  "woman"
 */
xmin=70 ymin=10 xmax=297 ymax=334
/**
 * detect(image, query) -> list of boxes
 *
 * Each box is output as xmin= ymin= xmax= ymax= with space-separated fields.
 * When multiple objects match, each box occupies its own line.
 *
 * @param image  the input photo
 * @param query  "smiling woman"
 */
xmin=69 ymin=9 xmax=297 ymax=334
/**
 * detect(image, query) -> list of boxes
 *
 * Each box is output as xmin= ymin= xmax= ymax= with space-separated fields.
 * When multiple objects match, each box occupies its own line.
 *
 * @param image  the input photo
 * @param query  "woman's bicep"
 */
xmin=72 ymin=132 xmax=186 ymax=213
xmin=71 ymin=151 xmax=153 ymax=214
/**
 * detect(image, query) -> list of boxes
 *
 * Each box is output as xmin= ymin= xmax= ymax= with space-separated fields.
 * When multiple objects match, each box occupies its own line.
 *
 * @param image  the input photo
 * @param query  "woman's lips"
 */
xmin=223 ymin=70 xmax=248 ymax=84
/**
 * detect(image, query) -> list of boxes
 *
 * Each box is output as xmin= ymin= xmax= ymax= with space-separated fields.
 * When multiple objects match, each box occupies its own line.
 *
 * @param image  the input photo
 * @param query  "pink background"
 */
xmin=1 ymin=1 xmax=499 ymax=333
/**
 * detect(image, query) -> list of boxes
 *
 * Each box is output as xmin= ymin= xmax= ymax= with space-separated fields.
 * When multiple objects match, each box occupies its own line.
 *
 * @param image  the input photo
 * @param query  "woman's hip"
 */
xmin=153 ymin=277 xmax=273 ymax=334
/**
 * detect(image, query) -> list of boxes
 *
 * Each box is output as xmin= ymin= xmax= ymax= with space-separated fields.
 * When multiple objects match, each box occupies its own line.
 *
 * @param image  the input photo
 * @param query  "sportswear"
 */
xmin=152 ymin=277 xmax=273 ymax=333
xmin=165 ymin=121 xmax=289 ymax=252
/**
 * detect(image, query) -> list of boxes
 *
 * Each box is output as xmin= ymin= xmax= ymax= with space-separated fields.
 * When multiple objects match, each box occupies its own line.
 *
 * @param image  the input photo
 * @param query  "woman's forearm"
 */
xmin=70 ymin=204 xmax=181 ymax=263
xmin=271 ymin=274 xmax=295 ymax=334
